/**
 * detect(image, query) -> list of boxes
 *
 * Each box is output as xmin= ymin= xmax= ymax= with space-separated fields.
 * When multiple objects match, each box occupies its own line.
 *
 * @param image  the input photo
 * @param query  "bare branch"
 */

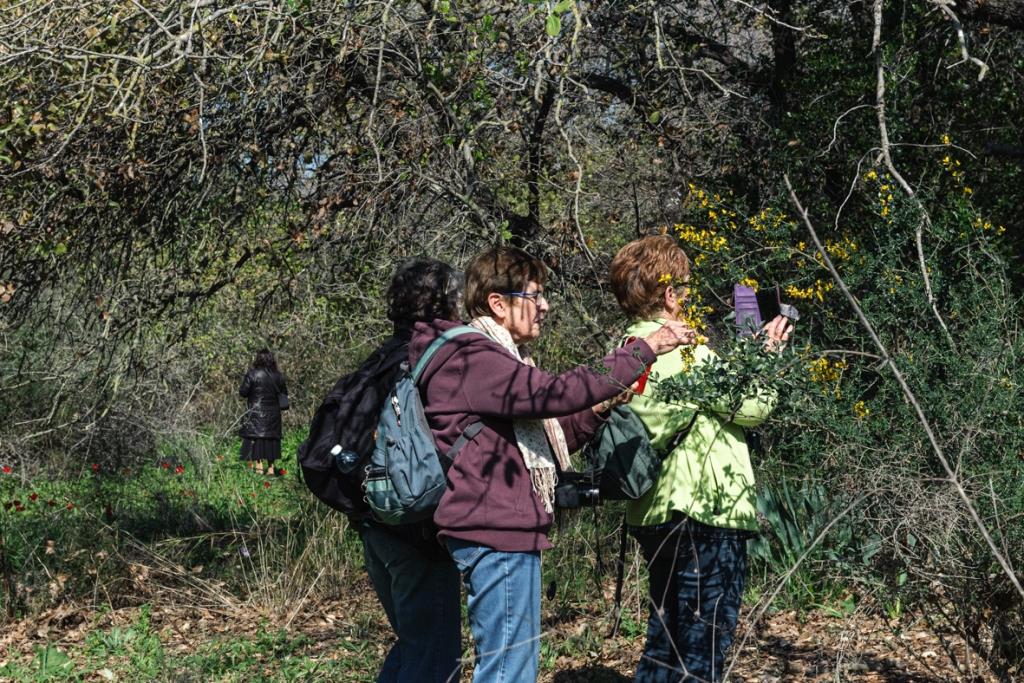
xmin=872 ymin=0 xmax=956 ymax=350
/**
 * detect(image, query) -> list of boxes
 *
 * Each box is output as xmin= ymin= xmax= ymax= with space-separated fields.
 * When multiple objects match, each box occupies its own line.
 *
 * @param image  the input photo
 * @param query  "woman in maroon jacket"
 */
xmin=410 ymin=247 xmax=694 ymax=683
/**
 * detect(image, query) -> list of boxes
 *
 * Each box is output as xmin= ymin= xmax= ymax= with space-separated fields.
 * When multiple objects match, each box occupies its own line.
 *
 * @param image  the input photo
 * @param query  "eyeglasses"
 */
xmin=499 ymin=290 xmax=546 ymax=303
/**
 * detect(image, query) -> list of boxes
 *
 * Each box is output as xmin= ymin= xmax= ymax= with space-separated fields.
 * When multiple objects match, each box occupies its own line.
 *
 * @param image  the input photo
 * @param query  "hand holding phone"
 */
xmin=734 ymin=283 xmax=799 ymax=337
xmin=762 ymin=315 xmax=794 ymax=352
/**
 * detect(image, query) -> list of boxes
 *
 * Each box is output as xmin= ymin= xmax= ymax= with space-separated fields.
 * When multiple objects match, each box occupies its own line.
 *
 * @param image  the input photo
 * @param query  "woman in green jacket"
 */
xmin=609 ymin=235 xmax=791 ymax=683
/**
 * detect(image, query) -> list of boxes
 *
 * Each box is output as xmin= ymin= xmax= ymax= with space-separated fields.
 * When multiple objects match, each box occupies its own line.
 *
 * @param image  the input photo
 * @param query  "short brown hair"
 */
xmin=609 ymin=235 xmax=691 ymax=319
xmin=464 ymin=247 xmax=548 ymax=318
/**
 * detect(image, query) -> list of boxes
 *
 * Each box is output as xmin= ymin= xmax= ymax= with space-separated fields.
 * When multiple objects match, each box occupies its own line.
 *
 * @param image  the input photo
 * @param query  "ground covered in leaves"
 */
xmin=0 ymin=455 xmax=1002 ymax=681
xmin=0 ymin=574 xmax=996 ymax=682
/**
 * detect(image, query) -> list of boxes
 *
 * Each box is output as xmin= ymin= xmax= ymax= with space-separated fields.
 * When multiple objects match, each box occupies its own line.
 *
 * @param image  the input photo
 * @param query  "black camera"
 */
xmin=555 ymin=471 xmax=602 ymax=508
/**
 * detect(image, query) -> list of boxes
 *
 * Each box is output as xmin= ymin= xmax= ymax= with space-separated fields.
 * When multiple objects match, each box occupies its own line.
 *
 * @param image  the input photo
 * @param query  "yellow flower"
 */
xmin=817 ymin=280 xmax=834 ymax=301
xmin=941 ymin=134 xmax=951 ymax=145
xmin=786 ymin=284 xmax=814 ymax=300
xmin=738 ymin=277 xmax=758 ymax=290
xmin=674 ymin=224 xmax=729 ymax=253
xmin=658 ymin=273 xmax=673 ymax=285
xmin=808 ymin=357 xmax=847 ymax=397
xmin=678 ymin=305 xmax=709 ymax=371
xmin=786 ymin=280 xmax=833 ymax=302
xmin=853 ymin=401 xmax=870 ymax=419
xmin=824 ymin=237 xmax=857 ymax=261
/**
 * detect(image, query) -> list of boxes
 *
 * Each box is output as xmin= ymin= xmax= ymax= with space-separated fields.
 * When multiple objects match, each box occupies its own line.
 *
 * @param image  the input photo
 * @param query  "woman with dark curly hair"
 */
xmin=357 ymin=257 xmax=466 ymax=683
xmin=239 ymin=348 xmax=289 ymax=475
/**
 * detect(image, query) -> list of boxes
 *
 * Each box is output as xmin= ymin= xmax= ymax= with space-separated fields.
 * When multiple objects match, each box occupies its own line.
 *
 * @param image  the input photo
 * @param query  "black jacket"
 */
xmin=239 ymin=368 xmax=288 ymax=439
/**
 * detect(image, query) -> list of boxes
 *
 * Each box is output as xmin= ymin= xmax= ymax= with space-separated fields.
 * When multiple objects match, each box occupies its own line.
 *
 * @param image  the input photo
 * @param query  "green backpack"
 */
xmin=580 ymin=404 xmax=696 ymax=501
xmin=577 ymin=403 xmax=697 ymax=639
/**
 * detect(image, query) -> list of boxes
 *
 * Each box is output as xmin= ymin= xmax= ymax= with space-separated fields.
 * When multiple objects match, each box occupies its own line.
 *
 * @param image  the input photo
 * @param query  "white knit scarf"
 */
xmin=469 ymin=316 xmax=572 ymax=513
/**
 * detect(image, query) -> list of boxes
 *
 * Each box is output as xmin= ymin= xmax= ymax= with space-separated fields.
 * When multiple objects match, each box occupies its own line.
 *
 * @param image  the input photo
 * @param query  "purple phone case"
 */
xmin=734 ymin=284 xmax=761 ymax=337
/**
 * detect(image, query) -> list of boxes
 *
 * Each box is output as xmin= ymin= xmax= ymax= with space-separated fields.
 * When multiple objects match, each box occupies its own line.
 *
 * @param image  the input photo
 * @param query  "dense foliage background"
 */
xmin=2 ymin=0 xmax=1022 ymax=679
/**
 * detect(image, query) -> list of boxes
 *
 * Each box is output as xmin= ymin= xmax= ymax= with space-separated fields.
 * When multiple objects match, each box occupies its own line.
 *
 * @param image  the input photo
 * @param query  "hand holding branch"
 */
xmin=593 ymin=381 xmax=640 ymax=414
xmin=644 ymin=320 xmax=697 ymax=355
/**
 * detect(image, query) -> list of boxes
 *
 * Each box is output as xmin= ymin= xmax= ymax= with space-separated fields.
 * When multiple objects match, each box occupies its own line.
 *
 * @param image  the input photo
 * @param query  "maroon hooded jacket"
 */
xmin=410 ymin=319 xmax=657 ymax=552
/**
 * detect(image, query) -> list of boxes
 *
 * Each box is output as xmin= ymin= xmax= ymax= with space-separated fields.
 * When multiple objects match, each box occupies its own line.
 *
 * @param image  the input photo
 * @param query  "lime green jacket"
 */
xmin=623 ymin=319 xmax=777 ymax=530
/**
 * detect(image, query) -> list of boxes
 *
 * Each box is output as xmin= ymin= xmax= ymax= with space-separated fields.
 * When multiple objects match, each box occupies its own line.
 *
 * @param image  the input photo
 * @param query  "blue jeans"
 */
xmin=447 ymin=539 xmax=542 ymax=683
xmin=630 ymin=516 xmax=749 ymax=683
xmin=359 ymin=521 xmax=462 ymax=683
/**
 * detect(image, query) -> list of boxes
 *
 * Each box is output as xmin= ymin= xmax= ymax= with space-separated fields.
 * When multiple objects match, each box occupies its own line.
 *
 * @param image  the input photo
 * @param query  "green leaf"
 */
xmin=553 ymin=0 xmax=573 ymax=12
xmin=33 ymin=644 xmax=72 ymax=675
xmin=545 ymin=13 xmax=561 ymax=37
xmin=648 ymin=110 xmax=661 ymax=124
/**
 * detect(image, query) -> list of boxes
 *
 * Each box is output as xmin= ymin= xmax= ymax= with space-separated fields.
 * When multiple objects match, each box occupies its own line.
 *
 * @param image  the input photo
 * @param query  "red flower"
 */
xmin=277 ymin=468 xmax=287 ymax=476
xmin=47 ymin=499 xmax=56 ymax=507
xmin=65 ymin=502 xmax=75 ymax=510
xmin=263 ymin=481 xmax=271 ymax=489
xmin=160 ymin=462 xmax=170 ymax=469
xmin=1 ymin=465 xmax=11 ymax=474
xmin=29 ymin=493 xmax=38 ymax=502
xmin=91 ymin=463 xmax=100 ymax=473
xmin=14 ymin=504 xmax=24 ymax=513
xmin=174 ymin=465 xmax=185 ymax=475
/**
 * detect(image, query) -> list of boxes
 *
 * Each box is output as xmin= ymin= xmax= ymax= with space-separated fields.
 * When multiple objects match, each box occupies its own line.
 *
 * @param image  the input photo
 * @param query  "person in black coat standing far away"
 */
xmin=239 ymin=349 xmax=289 ymax=475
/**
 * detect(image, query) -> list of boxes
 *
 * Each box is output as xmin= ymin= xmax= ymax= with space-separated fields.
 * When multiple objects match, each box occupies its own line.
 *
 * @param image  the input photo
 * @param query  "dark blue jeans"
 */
xmin=359 ymin=521 xmax=462 ymax=683
xmin=630 ymin=516 xmax=749 ymax=683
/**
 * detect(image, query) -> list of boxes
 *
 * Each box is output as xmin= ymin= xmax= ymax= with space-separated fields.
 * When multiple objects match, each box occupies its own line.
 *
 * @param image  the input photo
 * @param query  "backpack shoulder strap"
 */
xmin=411 ymin=325 xmax=486 ymax=383
xmin=410 ymin=326 xmax=487 ymax=471
xmin=437 ymin=420 xmax=484 ymax=470
xmin=616 ymin=332 xmax=701 ymax=459
xmin=661 ymin=410 xmax=700 ymax=458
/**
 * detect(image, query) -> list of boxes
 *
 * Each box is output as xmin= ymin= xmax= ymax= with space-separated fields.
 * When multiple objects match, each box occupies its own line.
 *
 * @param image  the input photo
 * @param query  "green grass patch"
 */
xmin=0 ymin=430 xmax=364 ymax=618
